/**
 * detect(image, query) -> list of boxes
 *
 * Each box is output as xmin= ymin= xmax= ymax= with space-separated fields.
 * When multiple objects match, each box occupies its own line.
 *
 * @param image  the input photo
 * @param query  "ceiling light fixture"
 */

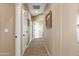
xmin=35 ymin=10 xmax=38 ymax=13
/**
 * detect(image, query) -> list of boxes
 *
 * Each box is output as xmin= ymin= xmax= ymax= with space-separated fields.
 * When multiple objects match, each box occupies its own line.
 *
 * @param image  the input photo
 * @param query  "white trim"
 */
xmin=15 ymin=3 xmax=22 ymax=56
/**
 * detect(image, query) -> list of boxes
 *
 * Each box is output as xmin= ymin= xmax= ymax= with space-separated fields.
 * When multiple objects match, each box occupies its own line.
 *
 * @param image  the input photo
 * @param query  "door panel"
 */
xmin=22 ymin=10 xmax=29 ymax=55
xmin=0 ymin=4 xmax=15 ymax=56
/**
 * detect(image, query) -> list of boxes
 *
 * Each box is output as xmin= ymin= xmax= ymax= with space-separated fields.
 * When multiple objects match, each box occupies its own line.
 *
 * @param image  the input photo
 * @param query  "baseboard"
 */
xmin=0 ymin=52 xmax=9 ymax=56
xmin=43 ymin=42 xmax=51 ymax=56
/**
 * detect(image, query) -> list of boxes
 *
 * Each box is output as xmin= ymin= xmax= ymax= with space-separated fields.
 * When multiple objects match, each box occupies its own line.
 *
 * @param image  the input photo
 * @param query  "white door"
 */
xmin=22 ymin=10 xmax=29 ymax=55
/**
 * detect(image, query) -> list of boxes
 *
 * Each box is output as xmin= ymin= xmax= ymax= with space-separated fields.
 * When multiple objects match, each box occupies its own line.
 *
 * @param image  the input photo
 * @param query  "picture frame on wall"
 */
xmin=45 ymin=11 xmax=52 ymax=28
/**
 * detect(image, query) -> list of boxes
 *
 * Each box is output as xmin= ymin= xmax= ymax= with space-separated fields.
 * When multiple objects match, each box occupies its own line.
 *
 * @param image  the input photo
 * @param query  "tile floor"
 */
xmin=23 ymin=38 xmax=48 ymax=56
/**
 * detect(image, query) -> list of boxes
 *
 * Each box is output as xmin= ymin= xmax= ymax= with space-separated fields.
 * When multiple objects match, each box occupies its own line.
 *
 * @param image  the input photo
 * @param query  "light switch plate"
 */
xmin=4 ymin=28 xmax=8 ymax=32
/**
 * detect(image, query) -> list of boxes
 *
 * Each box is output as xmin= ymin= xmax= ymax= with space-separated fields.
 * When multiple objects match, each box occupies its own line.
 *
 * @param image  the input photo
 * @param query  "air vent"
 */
xmin=33 ymin=5 xmax=40 ymax=9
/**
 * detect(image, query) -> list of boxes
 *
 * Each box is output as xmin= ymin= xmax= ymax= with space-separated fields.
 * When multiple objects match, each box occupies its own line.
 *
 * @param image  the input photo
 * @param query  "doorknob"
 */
xmin=23 ymin=34 xmax=25 ymax=36
xmin=15 ymin=36 xmax=17 ymax=38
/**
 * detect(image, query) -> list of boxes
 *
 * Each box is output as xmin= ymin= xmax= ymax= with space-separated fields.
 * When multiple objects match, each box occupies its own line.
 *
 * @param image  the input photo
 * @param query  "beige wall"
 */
xmin=0 ymin=4 xmax=15 ymax=56
xmin=61 ymin=4 xmax=78 ymax=56
xmin=43 ymin=4 xmax=78 ymax=56
xmin=43 ymin=4 xmax=61 ymax=55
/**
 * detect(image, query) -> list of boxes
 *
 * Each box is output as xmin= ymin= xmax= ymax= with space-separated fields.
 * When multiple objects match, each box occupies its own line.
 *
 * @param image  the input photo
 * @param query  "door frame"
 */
xmin=15 ymin=3 xmax=22 ymax=56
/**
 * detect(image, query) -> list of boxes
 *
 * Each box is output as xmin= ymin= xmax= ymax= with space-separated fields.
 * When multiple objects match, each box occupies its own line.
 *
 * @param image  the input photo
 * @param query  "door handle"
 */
xmin=23 ymin=34 xmax=25 ymax=36
xmin=15 ymin=36 xmax=17 ymax=38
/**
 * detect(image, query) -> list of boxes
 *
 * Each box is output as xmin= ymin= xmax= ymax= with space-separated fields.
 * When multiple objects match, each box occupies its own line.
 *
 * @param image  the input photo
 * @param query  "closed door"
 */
xmin=22 ymin=10 xmax=29 ymax=55
xmin=0 ymin=4 xmax=15 ymax=56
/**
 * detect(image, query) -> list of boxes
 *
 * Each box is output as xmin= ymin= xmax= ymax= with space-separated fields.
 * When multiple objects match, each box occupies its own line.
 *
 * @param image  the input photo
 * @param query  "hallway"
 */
xmin=23 ymin=38 xmax=48 ymax=56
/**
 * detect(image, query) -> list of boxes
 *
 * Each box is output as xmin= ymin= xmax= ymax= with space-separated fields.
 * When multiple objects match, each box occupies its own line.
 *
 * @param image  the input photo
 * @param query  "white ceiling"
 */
xmin=27 ymin=3 xmax=47 ymax=16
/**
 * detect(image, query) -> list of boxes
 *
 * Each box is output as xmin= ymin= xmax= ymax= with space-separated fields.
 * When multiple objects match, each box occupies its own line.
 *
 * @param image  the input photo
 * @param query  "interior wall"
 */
xmin=43 ymin=4 xmax=61 ymax=55
xmin=43 ymin=3 xmax=78 ymax=56
xmin=0 ymin=4 xmax=15 ymax=56
xmin=61 ymin=4 xmax=78 ymax=56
